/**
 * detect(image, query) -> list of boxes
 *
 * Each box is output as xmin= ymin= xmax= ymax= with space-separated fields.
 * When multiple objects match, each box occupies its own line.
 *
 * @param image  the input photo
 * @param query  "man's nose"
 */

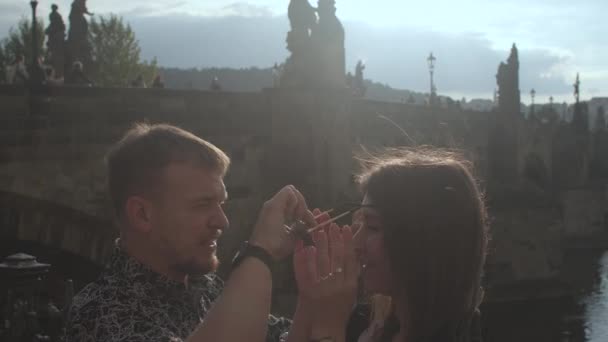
xmin=211 ymin=206 xmax=230 ymax=231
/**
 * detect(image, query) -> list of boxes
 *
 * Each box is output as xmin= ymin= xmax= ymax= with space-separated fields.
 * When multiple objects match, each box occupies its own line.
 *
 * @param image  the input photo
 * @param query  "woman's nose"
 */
xmin=353 ymin=223 xmax=365 ymax=249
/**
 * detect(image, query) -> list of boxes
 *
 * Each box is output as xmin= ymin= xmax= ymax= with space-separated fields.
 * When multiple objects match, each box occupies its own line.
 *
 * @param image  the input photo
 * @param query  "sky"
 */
xmin=0 ymin=0 xmax=606 ymax=103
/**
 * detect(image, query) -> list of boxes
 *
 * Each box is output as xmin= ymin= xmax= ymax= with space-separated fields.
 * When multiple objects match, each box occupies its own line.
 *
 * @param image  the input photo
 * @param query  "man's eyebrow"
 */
xmin=191 ymin=194 xmax=225 ymax=203
xmin=202 ymin=189 xmax=229 ymax=201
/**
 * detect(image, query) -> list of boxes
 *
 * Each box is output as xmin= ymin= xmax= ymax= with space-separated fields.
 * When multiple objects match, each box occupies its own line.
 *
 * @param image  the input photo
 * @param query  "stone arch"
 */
xmin=0 ymin=191 xmax=116 ymax=266
xmin=523 ymin=153 xmax=549 ymax=189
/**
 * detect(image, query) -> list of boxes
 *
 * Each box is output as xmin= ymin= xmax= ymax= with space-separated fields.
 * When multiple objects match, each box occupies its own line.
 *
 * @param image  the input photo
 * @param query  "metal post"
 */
xmin=29 ymin=0 xmax=44 ymax=85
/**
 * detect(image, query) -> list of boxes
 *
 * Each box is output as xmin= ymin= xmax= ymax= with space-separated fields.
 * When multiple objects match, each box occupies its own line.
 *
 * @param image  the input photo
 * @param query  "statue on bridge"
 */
xmin=311 ymin=0 xmax=345 ymax=87
xmin=352 ymin=60 xmax=366 ymax=97
xmin=67 ymin=0 xmax=93 ymax=70
xmin=288 ymin=0 xmax=317 ymax=36
xmin=281 ymin=0 xmax=345 ymax=89
xmin=45 ymin=4 xmax=66 ymax=78
xmin=282 ymin=0 xmax=317 ymax=87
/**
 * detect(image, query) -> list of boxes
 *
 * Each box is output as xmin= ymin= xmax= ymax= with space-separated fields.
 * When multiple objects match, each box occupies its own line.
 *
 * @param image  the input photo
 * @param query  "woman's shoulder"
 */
xmin=347 ymin=303 xmax=401 ymax=342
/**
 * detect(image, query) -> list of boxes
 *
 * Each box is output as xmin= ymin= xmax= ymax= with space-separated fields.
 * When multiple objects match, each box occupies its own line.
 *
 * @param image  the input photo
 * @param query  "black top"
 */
xmin=64 ymin=240 xmax=291 ymax=342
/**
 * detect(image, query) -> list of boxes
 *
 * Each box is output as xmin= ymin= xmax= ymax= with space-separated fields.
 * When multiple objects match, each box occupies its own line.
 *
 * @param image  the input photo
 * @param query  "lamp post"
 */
xmin=573 ymin=73 xmax=580 ymax=104
xmin=530 ymin=88 xmax=536 ymax=117
xmin=427 ymin=52 xmax=436 ymax=106
xmin=29 ymin=0 xmax=44 ymax=85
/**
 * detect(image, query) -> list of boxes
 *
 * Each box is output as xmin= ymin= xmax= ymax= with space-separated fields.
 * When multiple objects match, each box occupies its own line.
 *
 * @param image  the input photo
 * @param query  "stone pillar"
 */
xmin=263 ymin=88 xmax=352 ymax=211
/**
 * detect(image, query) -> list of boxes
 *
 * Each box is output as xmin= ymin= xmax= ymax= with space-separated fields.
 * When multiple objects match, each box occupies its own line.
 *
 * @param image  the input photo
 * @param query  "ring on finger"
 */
xmin=320 ymin=273 xmax=333 ymax=281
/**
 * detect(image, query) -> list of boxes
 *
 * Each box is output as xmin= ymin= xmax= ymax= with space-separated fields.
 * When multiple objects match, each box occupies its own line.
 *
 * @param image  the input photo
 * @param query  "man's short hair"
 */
xmin=106 ymin=123 xmax=230 ymax=217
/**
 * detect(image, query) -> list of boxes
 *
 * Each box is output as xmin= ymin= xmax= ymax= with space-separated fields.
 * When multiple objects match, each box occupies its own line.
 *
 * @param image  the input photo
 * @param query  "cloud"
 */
xmin=0 ymin=3 xmax=22 ymax=15
xmin=124 ymin=14 xmax=594 ymax=100
xmin=120 ymin=2 xmax=189 ymax=17
xmin=0 ymin=2 xmax=29 ymax=35
xmin=216 ymin=3 xmax=275 ymax=17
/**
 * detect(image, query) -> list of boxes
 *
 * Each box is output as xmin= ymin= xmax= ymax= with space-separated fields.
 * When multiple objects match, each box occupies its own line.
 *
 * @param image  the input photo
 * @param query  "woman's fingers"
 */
xmin=329 ymin=223 xmax=345 ymax=281
xmin=295 ymin=239 xmax=304 ymax=252
xmin=314 ymin=230 xmax=330 ymax=279
xmin=294 ymin=245 xmax=317 ymax=289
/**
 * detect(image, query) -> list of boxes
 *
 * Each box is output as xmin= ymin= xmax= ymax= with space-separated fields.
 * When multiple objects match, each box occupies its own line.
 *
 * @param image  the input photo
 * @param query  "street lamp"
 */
xmin=427 ymin=52 xmax=436 ymax=106
xmin=29 ymin=0 xmax=44 ymax=85
xmin=530 ymin=88 xmax=536 ymax=105
xmin=530 ymin=88 xmax=536 ymax=117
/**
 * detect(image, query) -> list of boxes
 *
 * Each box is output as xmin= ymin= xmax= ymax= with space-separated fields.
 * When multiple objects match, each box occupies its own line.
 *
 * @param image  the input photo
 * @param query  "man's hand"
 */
xmin=250 ymin=185 xmax=315 ymax=260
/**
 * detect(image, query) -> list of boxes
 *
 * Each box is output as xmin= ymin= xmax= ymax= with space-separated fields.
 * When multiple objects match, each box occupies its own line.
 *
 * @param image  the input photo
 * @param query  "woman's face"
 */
xmin=354 ymin=194 xmax=393 ymax=295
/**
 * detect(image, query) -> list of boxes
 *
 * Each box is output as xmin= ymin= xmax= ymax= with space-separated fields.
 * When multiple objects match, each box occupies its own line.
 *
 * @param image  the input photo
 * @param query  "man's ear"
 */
xmin=125 ymin=196 xmax=153 ymax=233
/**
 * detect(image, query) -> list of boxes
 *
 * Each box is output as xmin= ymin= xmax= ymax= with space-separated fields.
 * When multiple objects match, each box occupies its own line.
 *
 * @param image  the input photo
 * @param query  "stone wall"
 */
xmin=0 ymin=191 xmax=114 ymax=265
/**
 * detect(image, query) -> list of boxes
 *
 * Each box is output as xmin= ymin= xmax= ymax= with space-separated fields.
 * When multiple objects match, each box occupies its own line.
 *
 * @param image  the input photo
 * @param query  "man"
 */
xmin=65 ymin=61 xmax=92 ymax=86
xmin=6 ymin=55 xmax=28 ymax=84
xmin=64 ymin=123 xmax=354 ymax=342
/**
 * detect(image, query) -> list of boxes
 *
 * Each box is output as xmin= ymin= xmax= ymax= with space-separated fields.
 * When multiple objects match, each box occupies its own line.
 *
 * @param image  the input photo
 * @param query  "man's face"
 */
xmin=149 ymin=162 xmax=229 ymax=275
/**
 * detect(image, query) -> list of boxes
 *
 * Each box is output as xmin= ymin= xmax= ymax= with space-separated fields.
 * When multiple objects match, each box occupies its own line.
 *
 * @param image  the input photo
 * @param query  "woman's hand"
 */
xmin=293 ymin=209 xmax=360 ymax=340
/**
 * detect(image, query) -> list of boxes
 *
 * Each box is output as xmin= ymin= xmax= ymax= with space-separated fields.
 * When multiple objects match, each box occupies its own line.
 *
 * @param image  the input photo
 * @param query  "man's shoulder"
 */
xmin=69 ymin=272 xmax=138 ymax=318
xmin=65 ymin=276 xmax=152 ymax=342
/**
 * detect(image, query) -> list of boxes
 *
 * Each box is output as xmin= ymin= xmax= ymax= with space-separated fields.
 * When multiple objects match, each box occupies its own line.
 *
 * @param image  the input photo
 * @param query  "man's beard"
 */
xmin=170 ymin=254 xmax=219 ymax=276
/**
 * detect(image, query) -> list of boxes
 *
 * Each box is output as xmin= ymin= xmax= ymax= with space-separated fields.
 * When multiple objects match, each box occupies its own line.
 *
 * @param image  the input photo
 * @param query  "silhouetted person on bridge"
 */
xmin=152 ymin=74 xmax=165 ymax=88
xmin=65 ymin=61 xmax=92 ymax=86
xmin=131 ymin=74 xmax=146 ymax=88
xmin=210 ymin=76 xmax=222 ymax=91
xmin=6 ymin=55 xmax=29 ymax=85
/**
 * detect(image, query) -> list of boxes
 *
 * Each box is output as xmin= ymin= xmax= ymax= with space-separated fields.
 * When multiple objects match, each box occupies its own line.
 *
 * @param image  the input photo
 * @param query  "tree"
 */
xmin=0 ymin=18 xmax=45 ymax=81
xmin=89 ymin=14 xmax=157 ymax=87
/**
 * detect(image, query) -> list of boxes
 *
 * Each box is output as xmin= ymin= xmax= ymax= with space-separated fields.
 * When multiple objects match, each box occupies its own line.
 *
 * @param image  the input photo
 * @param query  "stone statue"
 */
xmin=571 ymin=73 xmax=588 ymax=133
xmin=67 ymin=0 xmax=93 ymax=69
xmin=310 ymin=0 xmax=345 ymax=87
xmin=45 ymin=4 xmax=66 ymax=78
xmin=353 ymin=60 xmax=366 ymax=97
xmin=282 ymin=0 xmax=317 ymax=87
xmin=288 ymin=0 xmax=317 ymax=35
xmin=281 ymin=0 xmax=345 ymax=88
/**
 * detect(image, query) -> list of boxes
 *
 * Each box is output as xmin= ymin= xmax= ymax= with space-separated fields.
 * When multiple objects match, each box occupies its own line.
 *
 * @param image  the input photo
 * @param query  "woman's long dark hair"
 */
xmin=357 ymin=147 xmax=489 ymax=342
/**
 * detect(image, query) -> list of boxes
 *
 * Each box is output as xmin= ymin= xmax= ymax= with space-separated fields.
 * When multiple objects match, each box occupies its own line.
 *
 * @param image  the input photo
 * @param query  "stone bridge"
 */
xmin=1 ymin=85 xmax=607 ymax=303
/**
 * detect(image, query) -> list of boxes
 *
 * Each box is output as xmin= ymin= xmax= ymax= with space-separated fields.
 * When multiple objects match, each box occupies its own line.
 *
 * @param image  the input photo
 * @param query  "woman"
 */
xmin=348 ymin=147 xmax=489 ymax=342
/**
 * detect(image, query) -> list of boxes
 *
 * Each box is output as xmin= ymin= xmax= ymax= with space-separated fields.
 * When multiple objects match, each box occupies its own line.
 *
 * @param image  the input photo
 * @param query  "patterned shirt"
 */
xmin=64 ymin=243 xmax=291 ymax=342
